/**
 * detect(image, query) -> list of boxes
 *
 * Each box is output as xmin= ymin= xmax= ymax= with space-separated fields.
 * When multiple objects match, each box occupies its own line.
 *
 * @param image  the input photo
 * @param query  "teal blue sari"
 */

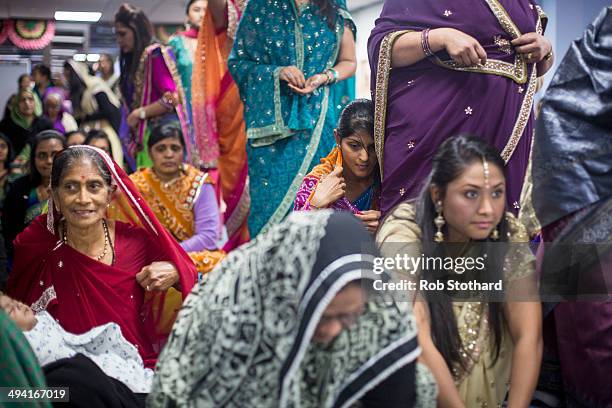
xmin=228 ymin=0 xmax=355 ymax=236
xmin=168 ymin=29 xmax=198 ymax=122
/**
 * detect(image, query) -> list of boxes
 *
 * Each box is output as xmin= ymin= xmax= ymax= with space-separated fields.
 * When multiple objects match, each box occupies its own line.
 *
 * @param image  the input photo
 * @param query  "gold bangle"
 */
xmin=544 ymin=51 xmax=553 ymax=61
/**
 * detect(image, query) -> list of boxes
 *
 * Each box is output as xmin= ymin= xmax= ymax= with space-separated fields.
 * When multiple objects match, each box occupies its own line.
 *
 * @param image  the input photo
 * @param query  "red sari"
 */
xmin=7 ymin=146 xmax=197 ymax=368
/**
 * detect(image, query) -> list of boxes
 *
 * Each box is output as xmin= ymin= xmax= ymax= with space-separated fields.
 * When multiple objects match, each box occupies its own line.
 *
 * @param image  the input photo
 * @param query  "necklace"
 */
xmin=352 ymin=186 xmax=374 ymax=210
xmin=62 ymin=219 xmax=111 ymax=262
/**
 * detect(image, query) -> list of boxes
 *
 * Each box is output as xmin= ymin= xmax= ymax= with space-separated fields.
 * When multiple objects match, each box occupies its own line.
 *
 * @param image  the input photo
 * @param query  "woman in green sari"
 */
xmin=228 ymin=0 xmax=356 ymax=236
xmin=0 ymin=310 xmax=51 ymax=408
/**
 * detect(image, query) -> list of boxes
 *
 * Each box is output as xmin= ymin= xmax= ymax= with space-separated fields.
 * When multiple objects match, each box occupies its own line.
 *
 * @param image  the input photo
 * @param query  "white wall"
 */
xmin=350 ymin=2 xmax=383 ymax=99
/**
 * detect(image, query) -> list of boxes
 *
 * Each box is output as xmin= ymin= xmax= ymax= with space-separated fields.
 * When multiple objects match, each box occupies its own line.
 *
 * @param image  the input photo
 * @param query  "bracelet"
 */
xmin=421 ymin=28 xmax=435 ymax=58
xmin=159 ymin=92 xmax=177 ymax=110
xmin=325 ymin=68 xmax=339 ymax=84
xmin=544 ymin=50 xmax=553 ymax=61
xmin=138 ymin=108 xmax=146 ymax=120
xmin=324 ymin=70 xmax=334 ymax=84
xmin=309 ymin=199 xmax=325 ymax=209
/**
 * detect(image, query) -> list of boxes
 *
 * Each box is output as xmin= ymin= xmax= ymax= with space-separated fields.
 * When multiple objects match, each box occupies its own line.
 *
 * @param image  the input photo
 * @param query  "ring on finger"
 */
xmin=286 ymin=72 xmax=294 ymax=79
xmin=526 ymin=52 xmax=533 ymax=60
xmin=146 ymin=285 xmax=150 ymax=291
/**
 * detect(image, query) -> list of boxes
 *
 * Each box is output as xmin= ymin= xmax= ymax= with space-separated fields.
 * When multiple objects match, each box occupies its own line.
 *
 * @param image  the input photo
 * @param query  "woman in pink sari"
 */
xmin=7 ymin=145 xmax=197 ymax=368
xmin=115 ymin=3 xmax=197 ymax=171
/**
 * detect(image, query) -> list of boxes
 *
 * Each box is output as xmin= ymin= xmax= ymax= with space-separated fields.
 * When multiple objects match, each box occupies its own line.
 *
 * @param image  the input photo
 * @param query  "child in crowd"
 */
xmin=0 ymin=292 xmax=153 ymax=393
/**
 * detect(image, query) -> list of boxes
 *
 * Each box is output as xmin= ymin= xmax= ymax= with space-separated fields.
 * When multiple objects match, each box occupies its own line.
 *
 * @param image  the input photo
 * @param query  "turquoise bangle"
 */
xmin=329 ymin=68 xmax=339 ymax=83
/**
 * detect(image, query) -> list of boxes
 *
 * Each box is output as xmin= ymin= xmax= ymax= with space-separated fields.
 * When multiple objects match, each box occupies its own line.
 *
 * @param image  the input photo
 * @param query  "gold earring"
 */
xmin=434 ymin=200 xmax=445 ymax=242
xmin=490 ymin=227 xmax=499 ymax=240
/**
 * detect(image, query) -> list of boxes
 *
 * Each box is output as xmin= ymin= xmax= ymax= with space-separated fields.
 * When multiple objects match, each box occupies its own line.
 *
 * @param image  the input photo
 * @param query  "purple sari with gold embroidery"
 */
xmin=368 ymin=0 xmax=547 ymax=215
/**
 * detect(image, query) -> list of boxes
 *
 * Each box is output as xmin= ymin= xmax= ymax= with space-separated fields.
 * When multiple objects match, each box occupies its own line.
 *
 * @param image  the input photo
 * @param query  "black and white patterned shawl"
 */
xmin=149 ymin=211 xmax=419 ymax=407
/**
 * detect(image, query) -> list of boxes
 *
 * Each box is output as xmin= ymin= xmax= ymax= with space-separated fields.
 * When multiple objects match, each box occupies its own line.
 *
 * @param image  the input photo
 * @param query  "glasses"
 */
xmin=319 ymin=307 xmax=365 ymax=328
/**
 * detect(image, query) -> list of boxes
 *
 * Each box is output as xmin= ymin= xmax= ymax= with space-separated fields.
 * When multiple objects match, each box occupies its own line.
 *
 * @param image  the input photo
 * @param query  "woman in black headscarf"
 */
xmin=151 ymin=211 xmax=436 ymax=407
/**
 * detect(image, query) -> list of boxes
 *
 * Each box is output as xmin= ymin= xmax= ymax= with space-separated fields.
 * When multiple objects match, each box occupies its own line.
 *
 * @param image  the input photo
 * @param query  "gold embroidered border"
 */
xmin=435 ymin=0 xmax=532 ymax=83
xmin=500 ymin=64 xmax=537 ymax=163
xmin=535 ymin=5 xmax=548 ymax=34
xmin=259 ymin=86 xmax=330 ymax=235
xmin=433 ymin=56 xmax=528 ymax=84
xmin=225 ymin=177 xmax=251 ymax=236
xmin=453 ymin=302 xmax=490 ymax=384
xmin=373 ymin=30 xmax=411 ymax=181
xmin=159 ymin=45 xmax=201 ymax=165
xmin=227 ymin=0 xmax=240 ymax=41
xmin=483 ymin=0 xmax=522 ymax=38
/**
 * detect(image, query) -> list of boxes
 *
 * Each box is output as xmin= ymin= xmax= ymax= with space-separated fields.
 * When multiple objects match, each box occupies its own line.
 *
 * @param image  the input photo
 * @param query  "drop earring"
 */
xmin=434 ymin=200 xmax=445 ymax=243
xmin=490 ymin=227 xmax=500 ymax=240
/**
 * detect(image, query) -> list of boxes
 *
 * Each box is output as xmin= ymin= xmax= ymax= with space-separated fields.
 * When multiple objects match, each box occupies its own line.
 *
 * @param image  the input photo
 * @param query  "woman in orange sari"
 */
xmin=293 ymin=99 xmax=381 ymax=234
xmin=191 ymin=0 xmax=249 ymax=250
xmin=130 ymin=123 xmax=225 ymax=276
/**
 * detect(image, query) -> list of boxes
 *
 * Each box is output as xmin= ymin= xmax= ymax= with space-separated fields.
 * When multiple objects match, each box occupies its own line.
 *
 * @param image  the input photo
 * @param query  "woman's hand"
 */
xmin=310 ymin=166 xmax=345 ymax=208
xmin=127 ymin=109 xmax=141 ymax=128
xmin=136 ymin=261 xmax=179 ymax=292
xmin=511 ymin=32 xmax=552 ymax=63
xmin=431 ymin=28 xmax=487 ymax=67
xmin=355 ymin=210 xmax=381 ymax=234
xmin=279 ymin=66 xmax=306 ymax=88
xmin=288 ymin=73 xmax=328 ymax=95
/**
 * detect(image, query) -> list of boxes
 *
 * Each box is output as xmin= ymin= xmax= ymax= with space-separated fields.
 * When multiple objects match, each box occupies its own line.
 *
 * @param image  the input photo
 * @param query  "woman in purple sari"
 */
xmin=368 ymin=0 xmax=553 ymax=216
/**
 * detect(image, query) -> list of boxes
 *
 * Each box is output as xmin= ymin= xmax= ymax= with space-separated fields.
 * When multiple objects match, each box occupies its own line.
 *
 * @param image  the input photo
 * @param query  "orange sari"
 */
xmin=130 ymin=165 xmax=225 ymax=274
xmin=192 ymin=1 xmax=250 ymax=251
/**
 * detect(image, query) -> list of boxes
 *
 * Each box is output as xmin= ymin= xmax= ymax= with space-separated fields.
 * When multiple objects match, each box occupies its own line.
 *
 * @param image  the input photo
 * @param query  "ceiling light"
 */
xmin=74 ymin=54 xmax=87 ymax=62
xmin=87 ymin=54 xmax=100 ymax=62
xmin=54 ymin=11 xmax=102 ymax=22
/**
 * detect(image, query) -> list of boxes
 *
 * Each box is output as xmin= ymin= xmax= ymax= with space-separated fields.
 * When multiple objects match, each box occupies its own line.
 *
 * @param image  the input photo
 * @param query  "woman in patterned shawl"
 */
xmin=228 ymin=0 xmax=356 ymax=237
xmin=150 ymin=211 xmax=434 ymax=407
xmin=115 ymin=3 xmax=197 ymax=170
xmin=368 ymin=0 xmax=554 ymax=218
xmin=377 ymin=135 xmax=541 ymax=407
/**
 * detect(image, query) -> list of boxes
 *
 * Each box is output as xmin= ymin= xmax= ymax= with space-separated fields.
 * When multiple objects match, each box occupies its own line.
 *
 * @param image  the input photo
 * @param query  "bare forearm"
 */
xmin=333 ymin=60 xmax=356 ymax=82
xmin=331 ymin=26 xmax=356 ymax=81
xmin=141 ymin=101 xmax=172 ymax=119
xmin=391 ymin=29 xmax=447 ymax=68
xmin=209 ymin=0 xmax=228 ymax=30
xmin=507 ymin=336 xmax=542 ymax=407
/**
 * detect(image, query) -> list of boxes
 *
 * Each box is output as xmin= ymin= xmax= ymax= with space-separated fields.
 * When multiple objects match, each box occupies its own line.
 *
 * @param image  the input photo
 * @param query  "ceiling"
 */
xmin=1 ymin=0 xmax=378 ymax=23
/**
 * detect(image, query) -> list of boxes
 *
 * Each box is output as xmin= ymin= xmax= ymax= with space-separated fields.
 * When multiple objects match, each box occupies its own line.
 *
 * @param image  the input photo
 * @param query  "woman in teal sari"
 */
xmin=168 ymin=0 xmax=206 ymax=123
xmin=228 ymin=0 xmax=356 ymax=236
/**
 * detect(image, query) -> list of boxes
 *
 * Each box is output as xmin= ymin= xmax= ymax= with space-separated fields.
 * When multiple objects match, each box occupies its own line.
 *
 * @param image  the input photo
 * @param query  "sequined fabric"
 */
xmin=228 ymin=0 xmax=356 ymax=236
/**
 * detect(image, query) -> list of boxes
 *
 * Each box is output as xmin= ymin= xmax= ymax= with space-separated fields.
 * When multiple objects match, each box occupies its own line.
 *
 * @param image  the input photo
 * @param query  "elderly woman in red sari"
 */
xmin=6 ymin=146 xmax=197 ymax=368
xmin=368 ymin=0 xmax=554 ymax=217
